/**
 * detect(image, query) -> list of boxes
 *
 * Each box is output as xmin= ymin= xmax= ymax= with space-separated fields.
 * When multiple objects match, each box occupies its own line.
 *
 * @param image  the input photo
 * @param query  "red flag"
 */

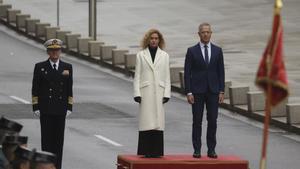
xmin=255 ymin=4 xmax=289 ymax=107
xmin=257 ymin=2 xmax=289 ymax=168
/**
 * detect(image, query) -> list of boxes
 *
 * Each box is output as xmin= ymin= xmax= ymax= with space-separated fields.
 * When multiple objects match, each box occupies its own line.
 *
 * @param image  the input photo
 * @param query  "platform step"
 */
xmin=117 ymin=154 xmax=249 ymax=169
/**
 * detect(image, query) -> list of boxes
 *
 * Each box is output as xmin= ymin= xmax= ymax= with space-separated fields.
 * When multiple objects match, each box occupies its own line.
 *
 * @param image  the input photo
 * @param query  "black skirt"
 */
xmin=137 ymin=130 xmax=164 ymax=156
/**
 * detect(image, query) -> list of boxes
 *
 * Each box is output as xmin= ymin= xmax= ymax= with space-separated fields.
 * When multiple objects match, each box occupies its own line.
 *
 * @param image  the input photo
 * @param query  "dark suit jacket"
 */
xmin=184 ymin=43 xmax=225 ymax=94
xmin=32 ymin=59 xmax=73 ymax=115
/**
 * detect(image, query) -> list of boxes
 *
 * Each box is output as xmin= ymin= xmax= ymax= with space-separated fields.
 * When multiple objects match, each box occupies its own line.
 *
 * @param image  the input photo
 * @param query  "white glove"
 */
xmin=33 ymin=110 xmax=40 ymax=117
xmin=66 ymin=110 xmax=72 ymax=117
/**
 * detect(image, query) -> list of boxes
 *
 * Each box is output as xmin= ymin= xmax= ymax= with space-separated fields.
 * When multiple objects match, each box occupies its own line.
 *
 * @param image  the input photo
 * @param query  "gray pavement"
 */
xmin=1 ymin=23 xmax=300 ymax=169
xmin=3 ymin=0 xmax=300 ymax=102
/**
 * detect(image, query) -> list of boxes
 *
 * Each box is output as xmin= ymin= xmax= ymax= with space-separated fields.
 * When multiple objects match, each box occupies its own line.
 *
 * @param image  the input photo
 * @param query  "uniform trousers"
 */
xmin=40 ymin=114 xmax=65 ymax=169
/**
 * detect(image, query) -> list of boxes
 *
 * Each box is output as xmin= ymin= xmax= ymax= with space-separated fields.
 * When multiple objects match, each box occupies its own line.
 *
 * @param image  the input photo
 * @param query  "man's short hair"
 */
xmin=198 ymin=23 xmax=211 ymax=32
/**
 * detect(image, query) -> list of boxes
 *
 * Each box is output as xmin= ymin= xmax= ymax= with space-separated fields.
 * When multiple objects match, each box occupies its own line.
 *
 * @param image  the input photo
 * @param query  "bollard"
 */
xmin=66 ymin=33 xmax=81 ymax=51
xmin=77 ymin=37 xmax=93 ymax=55
xmin=229 ymin=86 xmax=250 ymax=106
xmin=6 ymin=9 xmax=20 ymax=24
xmin=16 ymin=14 xmax=30 ymax=30
xmin=286 ymin=103 xmax=300 ymax=125
xmin=0 ymin=4 xmax=12 ymax=18
xmin=100 ymin=45 xmax=117 ymax=61
xmin=170 ymin=66 xmax=184 ymax=84
xmin=179 ymin=71 xmax=184 ymax=89
xmin=224 ymin=81 xmax=232 ymax=99
xmin=271 ymin=99 xmax=288 ymax=117
xmin=88 ymin=41 xmax=104 ymax=58
xmin=35 ymin=23 xmax=50 ymax=38
xmin=45 ymin=26 xmax=60 ymax=40
xmin=247 ymin=91 xmax=265 ymax=112
xmin=125 ymin=53 xmax=136 ymax=70
xmin=112 ymin=49 xmax=129 ymax=66
xmin=25 ymin=18 xmax=40 ymax=34
xmin=56 ymin=30 xmax=71 ymax=45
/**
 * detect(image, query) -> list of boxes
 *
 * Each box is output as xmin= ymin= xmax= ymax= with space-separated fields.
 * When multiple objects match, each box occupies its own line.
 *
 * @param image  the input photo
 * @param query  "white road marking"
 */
xmin=9 ymin=96 xmax=30 ymax=104
xmin=94 ymin=134 xmax=123 ymax=147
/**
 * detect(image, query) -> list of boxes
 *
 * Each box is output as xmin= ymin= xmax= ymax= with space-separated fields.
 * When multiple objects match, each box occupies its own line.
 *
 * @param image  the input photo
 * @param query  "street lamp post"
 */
xmin=89 ymin=0 xmax=97 ymax=40
xmin=57 ymin=0 xmax=60 ymax=27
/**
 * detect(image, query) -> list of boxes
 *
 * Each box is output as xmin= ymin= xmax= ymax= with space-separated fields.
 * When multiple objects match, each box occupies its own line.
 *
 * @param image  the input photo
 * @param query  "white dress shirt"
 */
xmin=49 ymin=59 xmax=60 ymax=70
xmin=199 ymin=42 xmax=211 ymax=63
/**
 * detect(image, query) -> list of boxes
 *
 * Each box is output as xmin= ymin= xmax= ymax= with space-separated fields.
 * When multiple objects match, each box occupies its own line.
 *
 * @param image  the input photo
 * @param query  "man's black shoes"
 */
xmin=193 ymin=151 xmax=201 ymax=158
xmin=207 ymin=151 xmax=218 ymax=158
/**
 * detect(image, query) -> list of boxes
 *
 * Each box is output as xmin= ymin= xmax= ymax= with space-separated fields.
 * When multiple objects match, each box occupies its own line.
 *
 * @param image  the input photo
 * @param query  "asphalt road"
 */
xmin=4 ymin=0 xmax=300 ymax=101
xmin=1 ymin=24 xmax=300 ymax=169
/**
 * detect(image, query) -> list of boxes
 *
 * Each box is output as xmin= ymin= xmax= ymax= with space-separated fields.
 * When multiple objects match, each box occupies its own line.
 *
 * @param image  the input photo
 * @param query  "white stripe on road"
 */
xmin=10 ymin=96 xmax=30 ymax=104
xmin=94 ymin=134 xmax=123 ymax=147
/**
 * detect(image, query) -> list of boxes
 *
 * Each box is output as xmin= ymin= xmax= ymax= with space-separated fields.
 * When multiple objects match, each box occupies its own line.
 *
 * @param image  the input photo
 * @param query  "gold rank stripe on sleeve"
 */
xmin=32 ymin=96 xmax=38 ymax=105
xmin=68 ymin=97 xmax=73 ymax=105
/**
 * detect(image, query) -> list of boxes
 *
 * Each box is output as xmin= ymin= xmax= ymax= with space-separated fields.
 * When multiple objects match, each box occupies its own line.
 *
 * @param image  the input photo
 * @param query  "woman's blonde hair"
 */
xmin=141 ymin=29 xmax=165 ymax=49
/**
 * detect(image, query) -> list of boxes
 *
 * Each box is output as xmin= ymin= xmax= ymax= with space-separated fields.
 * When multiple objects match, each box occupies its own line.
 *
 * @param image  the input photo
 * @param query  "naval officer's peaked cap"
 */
xmin=3 ymin=135 xmax=28 ymax=145
xmin=0 ymin=116 xmax=23 ymax=132
xmin=14 ymin=146 xmax=34 ymax=160
xmin=44 ymin=39 xmax=63 ymax=49
xmin=32 ymin=150 xmax=57 ymax=164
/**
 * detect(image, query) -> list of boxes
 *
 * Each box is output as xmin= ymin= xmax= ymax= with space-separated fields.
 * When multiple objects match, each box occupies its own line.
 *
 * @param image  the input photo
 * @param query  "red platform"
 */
xmin=117 ymin=154 xmax=248 ymax=169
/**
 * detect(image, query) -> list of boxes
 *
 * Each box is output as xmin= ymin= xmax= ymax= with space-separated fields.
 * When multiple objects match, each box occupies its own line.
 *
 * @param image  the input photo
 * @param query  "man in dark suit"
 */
xmin=31 ymin=39 xmax=73 ymax=169
xmin=184 ymin=23 xmax=225 ymax=158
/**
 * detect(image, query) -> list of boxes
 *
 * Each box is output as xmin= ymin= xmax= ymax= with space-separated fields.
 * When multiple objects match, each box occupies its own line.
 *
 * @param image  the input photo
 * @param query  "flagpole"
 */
xmin=259 ymin=1 xmax=283 ymax=169
xmin=259 ymin=83 xmax=272 ymax=169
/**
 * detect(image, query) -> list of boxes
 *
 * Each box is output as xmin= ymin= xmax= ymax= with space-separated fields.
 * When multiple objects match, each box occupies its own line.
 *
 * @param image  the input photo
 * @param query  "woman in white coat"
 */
xmin=133 ymin=29 xmax=171 ymax=158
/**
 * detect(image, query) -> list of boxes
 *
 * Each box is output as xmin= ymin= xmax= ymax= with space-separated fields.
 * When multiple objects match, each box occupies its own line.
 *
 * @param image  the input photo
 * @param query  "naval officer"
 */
xmin=31 ymin=39 xmax=73 ymax=169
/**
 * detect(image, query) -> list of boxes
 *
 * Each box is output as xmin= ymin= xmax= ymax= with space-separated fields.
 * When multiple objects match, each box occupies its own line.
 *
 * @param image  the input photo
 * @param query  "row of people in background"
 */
xmin=0 ymin=116 xmax=57 ymax=169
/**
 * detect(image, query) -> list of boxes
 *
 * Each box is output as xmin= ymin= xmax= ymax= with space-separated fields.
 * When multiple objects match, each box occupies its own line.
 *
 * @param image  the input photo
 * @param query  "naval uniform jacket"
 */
xmin=32 ymin=59 xmax=73 ymax=115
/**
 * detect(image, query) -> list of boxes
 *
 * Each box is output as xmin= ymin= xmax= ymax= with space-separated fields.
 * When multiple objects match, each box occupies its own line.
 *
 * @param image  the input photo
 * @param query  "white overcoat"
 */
xmin=133 ymin=47 xmax=171 ymax=131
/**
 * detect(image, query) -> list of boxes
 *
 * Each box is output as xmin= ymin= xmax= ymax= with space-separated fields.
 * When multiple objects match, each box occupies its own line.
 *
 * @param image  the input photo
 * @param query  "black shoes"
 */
xmin=207 ymin=151 xmax=218 ymax=158
xmin=193 ymin=151 xmax=201 ymax=158
xmin=193 ymin=150 xmax=218 ymax=158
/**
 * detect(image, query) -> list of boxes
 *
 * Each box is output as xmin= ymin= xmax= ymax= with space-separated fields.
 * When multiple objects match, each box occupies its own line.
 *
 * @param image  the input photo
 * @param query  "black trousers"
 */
xmin=192 ymin=92 xmax=219 ymax=152
xmin=40 ymin=114 xmax=66 ymax=169
xmin=137 ymin=130 xmax=164 ymax=156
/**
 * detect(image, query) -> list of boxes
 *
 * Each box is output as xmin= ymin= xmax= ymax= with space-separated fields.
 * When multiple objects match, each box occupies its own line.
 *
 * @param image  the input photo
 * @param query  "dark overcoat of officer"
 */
xmin=31 ymin=39 xmax=73 ymax=169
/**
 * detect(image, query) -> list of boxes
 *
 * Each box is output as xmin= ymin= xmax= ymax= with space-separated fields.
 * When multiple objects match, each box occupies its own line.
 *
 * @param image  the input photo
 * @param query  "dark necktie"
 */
xmin=204 ymin=45 xmax=209 ymax=65
xmin=53 ymin=63 xmax=57 ymax=71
